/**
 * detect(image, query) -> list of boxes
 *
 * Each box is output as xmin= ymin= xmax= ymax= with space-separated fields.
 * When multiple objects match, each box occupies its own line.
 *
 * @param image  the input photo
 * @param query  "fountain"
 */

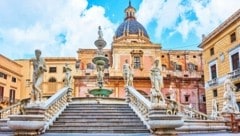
xmin=88 ymin=26 xmax=112 ymax=97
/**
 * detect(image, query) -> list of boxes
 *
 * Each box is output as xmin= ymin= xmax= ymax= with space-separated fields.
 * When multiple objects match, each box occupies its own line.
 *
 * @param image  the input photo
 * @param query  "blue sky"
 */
xmin=0 ymin=0 xmax=239 ymax=59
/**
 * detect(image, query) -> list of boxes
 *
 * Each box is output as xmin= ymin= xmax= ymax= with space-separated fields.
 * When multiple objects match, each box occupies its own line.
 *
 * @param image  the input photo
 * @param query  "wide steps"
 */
xmin=177 ymin=120 xmax=229 ymax=133
xmin=61 ymin=112 xmax=136 ymax=116
xmin=47 ymin=103 xmax=149 ymax=134
xmin=47 ymin=129 xmax=149 ymax=133
xmin=52 ymin=122 xmax=144 ymax=126
xmin=0 ymin=119 xmax=12 ymax=135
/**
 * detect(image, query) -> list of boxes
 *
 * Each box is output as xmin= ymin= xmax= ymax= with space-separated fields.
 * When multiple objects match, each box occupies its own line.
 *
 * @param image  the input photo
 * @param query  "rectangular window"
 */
xmin=12 ymin=77 xmax=17 ymax=83
xmin=210 ymin=64 xmax=217 ymax=79
xmin=0 ymin=72 xmax=7 ymax=79
xmin=184 ymin=95 xmax=190 ymax=102
xmin=133 ymin=56 xmax=141 ymax=69
xmin=9 ymin=89 xmax=15 ymax=104
xmin=237 ymin=102 xmax=240 ymax=112
xmin=210 ymin=47 xmax=214 ymax=56
xmin=202 ymin=95 xmax=206 ymax=102
xmin=0 ymin=86 xmax=3 ymax=101
xmin=231 ymin=52 xmax=239 ymax=70
xmin=235 ymin=83 xmax=240 ymax=92
xmin=230 ymin=32 xmax=236 ymax=43
xmin=176 ymin=64 xmax=182 ymax=71
xmin=213 ymin=89 xmax=218 ymax=97
xmin=49 ymin=67 xmax=57 ymax=73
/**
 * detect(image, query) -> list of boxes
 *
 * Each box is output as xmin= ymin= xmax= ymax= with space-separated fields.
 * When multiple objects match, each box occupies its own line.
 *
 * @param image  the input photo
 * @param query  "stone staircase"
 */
xmin=46 ymin=103 xmax=150 ymax=134
xmin=177 ymin=120 xmax=229 ymax=134
xmin=0 ymin=119 xmax=12 ymax=135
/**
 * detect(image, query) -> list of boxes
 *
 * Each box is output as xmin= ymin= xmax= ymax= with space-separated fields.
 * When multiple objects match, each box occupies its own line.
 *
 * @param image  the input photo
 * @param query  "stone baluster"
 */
xmin=8 ymin=87 xmax=71 ymax=135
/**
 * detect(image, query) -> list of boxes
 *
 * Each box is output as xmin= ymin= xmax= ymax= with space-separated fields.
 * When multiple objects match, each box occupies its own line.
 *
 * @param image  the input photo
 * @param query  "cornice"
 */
xmin=199 ymin=9 xmax=240 ymax=48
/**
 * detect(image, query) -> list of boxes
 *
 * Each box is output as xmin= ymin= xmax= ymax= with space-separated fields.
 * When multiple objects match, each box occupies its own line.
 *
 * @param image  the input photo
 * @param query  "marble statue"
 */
xmin=150 ymin=59 xmax=165 ymax=103
xmin=169 ymin=85 xmax=176 ymax=101
xmin=222 ymin=75 xmax=239 ymax=113
xmin=31 ymin=49 xmax=47 ymax=104
xmin=210 ymin=98 xmax=218 ymax=119
xmin=96 ymin=64 xmax=104 ymax=88
xmin=122 ymin=59 xmax=134 ymax=87
xmin=98 ymin=26 xmax=103 ymax=39
xmin=183 ymin=103 xmax=195 ymax=118
xmin=63 ymin=63 xmax=72 ymax=87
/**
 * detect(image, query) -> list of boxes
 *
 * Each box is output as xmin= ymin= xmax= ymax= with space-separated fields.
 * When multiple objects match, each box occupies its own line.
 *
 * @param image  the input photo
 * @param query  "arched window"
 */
xmin=49 ymin=77 xmax=57 ymax=82
xmin=162 ymin=64 xmax=167 ymax=71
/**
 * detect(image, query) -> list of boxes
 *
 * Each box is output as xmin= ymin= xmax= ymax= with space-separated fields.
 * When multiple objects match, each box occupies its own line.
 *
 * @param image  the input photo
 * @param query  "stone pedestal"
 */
xmin=8 ymin=115 xmax=45 ymax=136
xmin=24 ymin=104 xmax=45 ymax=115
xmin=148 ymin=103 xmax=183 ymax=136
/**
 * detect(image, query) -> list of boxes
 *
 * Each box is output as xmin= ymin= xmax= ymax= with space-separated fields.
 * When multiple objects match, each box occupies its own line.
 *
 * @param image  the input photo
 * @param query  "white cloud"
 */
xmin=191 ymin=0 xmax=240 ymax=38
xmin=137 ymin=0 xmax=240 ymax=41
xmin=0 ymin=0 xmax=116 ymax=59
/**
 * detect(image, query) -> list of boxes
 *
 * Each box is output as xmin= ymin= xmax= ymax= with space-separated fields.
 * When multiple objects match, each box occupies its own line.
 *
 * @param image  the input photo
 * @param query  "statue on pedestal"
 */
xmin=210 ymin=98 xmax=218 ymax=119
xmin=222 ymin=75 xmax=239 ymax=113
xmin=98 ymin=26 xmax=103 ymax=39
xmin=150 ymin=59 xmax=165 ymax=104
xmin=63 ymin=63 xmax=72 ymax=87
xmin=123 ymin=59 xmax=134 ymax=87
xmin=96 ymin=64 xmax=104 ymax=88
xmin=31 ymin=49 xmax=47 ymax=104
xmin=169 ymin=85 xmax=176 ymax=101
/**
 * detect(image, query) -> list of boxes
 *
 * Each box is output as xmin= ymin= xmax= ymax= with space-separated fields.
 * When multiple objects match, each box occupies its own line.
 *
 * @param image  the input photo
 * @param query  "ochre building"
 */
xmin=199 ymin=9 xmax=240 ymax=114
xmin=0 ymin=55 xmax=23 ymax=109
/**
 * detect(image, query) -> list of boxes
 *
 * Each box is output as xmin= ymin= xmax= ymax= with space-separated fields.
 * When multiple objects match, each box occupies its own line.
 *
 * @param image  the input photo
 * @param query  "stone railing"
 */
xmin=42 ymin=87 xmax=72 ymax=131
xmin=177 ymin=102 xmax=208 ymax=120
xmin=229 ymin=68 xmax=240 ymax=79
xmin=125 ymin=86 xmax=151 ymax=126
xmin=0 ymin=98 xmax=29 ymax=119
xmin=207 ymin=78 xmax=218 ymax=87
xmin=8 ymin=87 xmax=72 ymax=135
xmin=126 ymin=86 xmax=184 ymax=135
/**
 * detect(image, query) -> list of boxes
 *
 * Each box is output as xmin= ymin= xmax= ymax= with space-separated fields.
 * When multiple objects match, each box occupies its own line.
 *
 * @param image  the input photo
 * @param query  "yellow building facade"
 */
xmin=0 ymin=54 xmax=23 ymax=109
xmin=199 ymin=9 xmax=240 ymax=114
xmin=15 ymin=57 xmax=77 ymax=99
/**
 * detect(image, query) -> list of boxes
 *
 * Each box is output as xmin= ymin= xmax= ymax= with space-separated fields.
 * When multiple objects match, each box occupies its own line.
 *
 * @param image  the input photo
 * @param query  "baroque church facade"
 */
xmin=0 ymin=3 xmax=205 ymax=113
xmin=74 ymin=3 xmax=206 ymax=113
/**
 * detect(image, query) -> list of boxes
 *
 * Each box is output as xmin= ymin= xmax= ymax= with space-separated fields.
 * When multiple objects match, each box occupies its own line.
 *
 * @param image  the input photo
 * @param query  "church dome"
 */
xmin=115 ymin=19 xmax=149 ymax=38
xmin=114 ymin=1 xmax=149 ymax=39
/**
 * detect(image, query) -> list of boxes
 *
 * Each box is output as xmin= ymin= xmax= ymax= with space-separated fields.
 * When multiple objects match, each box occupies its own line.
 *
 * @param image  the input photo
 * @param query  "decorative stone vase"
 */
xmin=8 ymin=115 xmax=45 ymax=136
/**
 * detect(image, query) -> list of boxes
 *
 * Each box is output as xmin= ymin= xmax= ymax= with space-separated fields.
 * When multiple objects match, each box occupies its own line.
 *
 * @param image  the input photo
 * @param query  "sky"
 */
xmin=0 ymin=0 xmax=239 ymax=59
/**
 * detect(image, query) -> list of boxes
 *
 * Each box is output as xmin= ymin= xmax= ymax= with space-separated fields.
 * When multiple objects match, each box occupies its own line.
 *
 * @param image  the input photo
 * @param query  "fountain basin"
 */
xmin=92 ymin=56 xmax=108 ymax=65
xmin=88 ymin=88 xmax=113 ymax=97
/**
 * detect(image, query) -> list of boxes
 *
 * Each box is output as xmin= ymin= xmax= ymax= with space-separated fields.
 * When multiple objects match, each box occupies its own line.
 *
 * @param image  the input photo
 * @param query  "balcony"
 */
xmin=229 ymin=68 xmax=240 ymax=79
xmin=207 ymin=78 xmax=218 ymax=87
